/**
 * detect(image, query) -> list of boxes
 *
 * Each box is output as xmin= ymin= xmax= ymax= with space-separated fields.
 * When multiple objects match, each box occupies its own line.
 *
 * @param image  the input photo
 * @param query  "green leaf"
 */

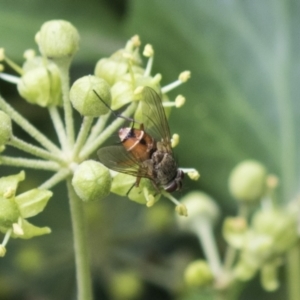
xmin=125 ymin=0 xmax=300 ymax=207
xmin=15 ymin=188 xmax=52 ymax=218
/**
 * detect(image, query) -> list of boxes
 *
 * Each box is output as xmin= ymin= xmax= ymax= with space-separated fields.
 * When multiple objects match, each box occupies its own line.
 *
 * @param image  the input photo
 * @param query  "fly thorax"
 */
xmin=153 ymin=152 xmax=178 ymax=185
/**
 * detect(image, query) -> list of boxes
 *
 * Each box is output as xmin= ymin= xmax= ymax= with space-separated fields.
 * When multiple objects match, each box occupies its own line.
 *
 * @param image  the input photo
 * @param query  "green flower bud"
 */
xmin=229 ymin=160 xmax=267 ymax=203
xmin=111 ymin=46 xmax=142 ymax=66
xmin=233 ymin=231 xmax=273 ymax=281
xmin=17 ymin=63 xmax=62 ymax=107
xmin=0 ymin=111 xmax=12 ymax=145
xmin=95 ymin=58 xmax=144 ymax=86
xmin=95 ymin=58 xmax=128 ymax=86
xmin=70 ymin=75 xmax=111 ymax=117
xmin=222 ymin=217 xmax=248 ymax=249
xmin=0 ymin=245 xmax=6 ymax=257
xmin=110 ymin=77 xmax=139 ymax=110
xmin=252 ymin=209 xmax=298 ymax=253
xmin=0 ymin=197 xmax=19 ymax=232
xmin=110 ymin=172 xmax=136 ymax=197
xmin=176 ymin=192 xmax=220 ymax=230
xmin=72 ymin=160 xmax=112 ymax=202
xmin=36 ymin=20 xmax=79 ymax=59
xmin=94 ymin=34 xmax=146 ymax=87
xmin=22 ymin=56 xmax=44 ymax=73
xmin=234 ymin=254 xmax=260 ymax=281
xmin=94 ymin=58 xmax=142 ymax=86
xmin=111 ymin=173 xmax=160 ymax=204
xmin=111 ymin=75 xmax=161 ymax=110
xmin=184 ymin=260 xmax=213 ymax=287
xmin=109 ymin=271 xmax=143 ymax=300
xmin=260 ymin=260 xmax=281 ymax=291
xmin=175 ymin=203 xmax=188 ymax=217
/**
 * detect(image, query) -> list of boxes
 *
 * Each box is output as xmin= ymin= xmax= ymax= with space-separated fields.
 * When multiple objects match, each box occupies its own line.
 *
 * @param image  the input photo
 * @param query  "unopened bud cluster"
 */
xmin=18 ymin=57 xmax=62 ymax=107
xmin=225 ymin=160 xmax=299 ymax=291
xmin=175 ymin=160 xmax=299 ymax=293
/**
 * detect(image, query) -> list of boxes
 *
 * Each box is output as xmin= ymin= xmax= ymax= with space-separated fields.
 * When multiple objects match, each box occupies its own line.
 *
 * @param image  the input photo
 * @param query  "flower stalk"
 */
xmin=67 ymin=179 xmax=93 ymax=300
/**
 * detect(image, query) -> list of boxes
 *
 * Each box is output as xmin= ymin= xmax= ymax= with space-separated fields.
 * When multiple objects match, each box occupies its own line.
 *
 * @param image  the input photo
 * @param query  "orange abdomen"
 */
xmin=119 ymin=127 xmax=155 ymax=162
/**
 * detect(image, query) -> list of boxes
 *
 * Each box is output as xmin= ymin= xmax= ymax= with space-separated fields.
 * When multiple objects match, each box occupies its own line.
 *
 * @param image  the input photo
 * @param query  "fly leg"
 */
xmin=150 ymin=180 xmax=161 ymax=196
xmin=125 ymin=177 xmax=141 ymax=196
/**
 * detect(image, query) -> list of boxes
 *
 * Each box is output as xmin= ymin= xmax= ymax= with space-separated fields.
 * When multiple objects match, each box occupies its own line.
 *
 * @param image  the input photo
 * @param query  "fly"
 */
xmin=96 ymin=86 xmax=184 ymax=193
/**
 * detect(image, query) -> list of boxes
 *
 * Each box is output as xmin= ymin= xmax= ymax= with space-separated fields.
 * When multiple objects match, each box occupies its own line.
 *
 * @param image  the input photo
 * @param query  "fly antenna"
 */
xmin=93 ymin=89 xmax=141 ymax=125
xmin=93 ymin=90 xmax=119 ymax=118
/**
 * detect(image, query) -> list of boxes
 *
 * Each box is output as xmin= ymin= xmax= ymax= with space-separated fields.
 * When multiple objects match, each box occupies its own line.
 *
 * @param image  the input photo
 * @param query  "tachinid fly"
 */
xmin=97 ymin=86 xmax=184 ymax=193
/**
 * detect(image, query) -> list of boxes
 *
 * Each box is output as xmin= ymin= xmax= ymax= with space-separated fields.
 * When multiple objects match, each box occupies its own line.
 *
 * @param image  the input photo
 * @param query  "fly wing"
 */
xmin=141 ymin=87 xmax=172 ymax=151
xmin=97 ymin=145 xmax=152 ymax=179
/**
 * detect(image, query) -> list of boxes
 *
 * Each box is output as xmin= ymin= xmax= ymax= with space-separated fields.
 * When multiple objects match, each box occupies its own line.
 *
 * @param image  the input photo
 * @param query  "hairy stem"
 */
xmin=48 ymin=106 xmax=69 ymax=152
xmin=194 ymin=218 xmax=223 ymax=279
xmin=0 ymin=95 xmax=61 ymax=154
xmin=85 ymin=113 xmax=110 ymax=145
xmin=0 ymin=156 xmax=60 ymax=171
xmin=39 ymin=168 xmax=71 ymax=190
xmin=73 ymin=116 xmax=94 ymax=160
xmin=55 ymin=59 xmax=75 ymax=149
xmin=8 ymin=136 xmax=65 ymax=164
xmin=67 ymin=178 xmax=93 ymax=300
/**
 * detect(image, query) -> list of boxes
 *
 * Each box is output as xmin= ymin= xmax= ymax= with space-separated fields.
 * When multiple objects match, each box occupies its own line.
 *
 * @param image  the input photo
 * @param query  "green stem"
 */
xmin=8 ymin=136 xmax=65 ymax=164
xmin=66 ymin=178 xmax=93 ymax=300
xmin=48 ymin=106 xmax=69 ymax=152
xmin=0 ymin=95 xmax=61 ymax=154
xmin=85 ymin=113 xmax=110 ymax=145
xmin=0 ymin=156 xmax=60 ymax=171
xmin=3 ymin=55 xmax=24 ymax=75
xmin=223 ymin=245 xmax=237 ymax=272
xmin=55 ymin=59 xmax=75 ymax=148
xmin=144 ymin=56 xmax=153 ymax=77
xmin=79 ymin=102 xmax=138 ymax=160
xmin=73 ymin=116 xmax=94 ymax=160
xmin=194 ymin=218 xmax=223 ymax=279
xmin=39 ymin=168 xmax=71 ymax=190
xmin=287 ymin=246 xmax=300 ymax=300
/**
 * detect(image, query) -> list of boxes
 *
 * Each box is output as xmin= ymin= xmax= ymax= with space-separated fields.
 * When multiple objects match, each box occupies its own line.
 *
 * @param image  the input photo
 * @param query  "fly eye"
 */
xmin=165 ymin=181 xmax=178 ymax=193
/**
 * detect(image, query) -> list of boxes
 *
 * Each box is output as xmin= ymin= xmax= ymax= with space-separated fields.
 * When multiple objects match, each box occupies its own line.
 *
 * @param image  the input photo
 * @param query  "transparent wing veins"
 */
xmin=141 ymin=87 xmax=172 ymax=149
xmin=97 ymin=145 xmax=152 ymax=179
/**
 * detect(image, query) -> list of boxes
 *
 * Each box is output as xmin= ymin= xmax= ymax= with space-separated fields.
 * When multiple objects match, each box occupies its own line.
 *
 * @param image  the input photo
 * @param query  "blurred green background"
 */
xmin=1 ymin=0 xmax=299 ymax=299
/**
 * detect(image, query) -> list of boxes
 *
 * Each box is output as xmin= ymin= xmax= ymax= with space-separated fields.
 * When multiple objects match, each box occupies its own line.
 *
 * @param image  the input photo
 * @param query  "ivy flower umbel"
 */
xmin=0 ymin=19 xmax=198 ymax=300
xmin=0 ymin=25 xmax=197 ymax=209
xmin=226 ymin=160 xmax=299 ymax=291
